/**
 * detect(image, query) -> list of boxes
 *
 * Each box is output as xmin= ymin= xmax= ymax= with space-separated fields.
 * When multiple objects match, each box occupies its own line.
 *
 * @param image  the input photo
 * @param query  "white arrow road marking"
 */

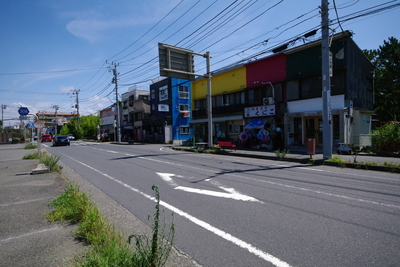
xmin=61 ymin=155 xmax=291 ymax=267
xmin=156 ymin=172 xmax=262 ymax=203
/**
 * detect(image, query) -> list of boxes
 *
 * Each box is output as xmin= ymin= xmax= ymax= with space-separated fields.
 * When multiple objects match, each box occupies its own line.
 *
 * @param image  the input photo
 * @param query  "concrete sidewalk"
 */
xmin=0 ymin=144 xmax=82 ymax=266
xmin=0 ymin=143 xmax=199 ymax=267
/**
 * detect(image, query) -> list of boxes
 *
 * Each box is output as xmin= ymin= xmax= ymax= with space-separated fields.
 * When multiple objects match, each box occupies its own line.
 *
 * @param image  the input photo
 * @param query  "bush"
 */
xmin=371 ymin=121 xmax=400 ymax=152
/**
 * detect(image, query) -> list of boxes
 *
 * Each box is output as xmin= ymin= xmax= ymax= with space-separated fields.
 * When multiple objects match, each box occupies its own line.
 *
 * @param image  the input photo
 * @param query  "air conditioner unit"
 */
xmin=263 ymin=97 xmax=275 ymax=105
xmin=180 ymin=111 xmax=190 ymax=118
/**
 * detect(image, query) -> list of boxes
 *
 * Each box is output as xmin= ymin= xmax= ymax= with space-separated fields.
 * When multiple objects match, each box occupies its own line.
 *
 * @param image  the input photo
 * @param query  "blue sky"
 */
xmin=1 ymin=0 xmax=399 ymax=127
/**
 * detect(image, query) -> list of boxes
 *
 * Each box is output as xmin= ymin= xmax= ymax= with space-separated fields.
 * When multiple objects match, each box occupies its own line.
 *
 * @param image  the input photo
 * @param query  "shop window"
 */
xmin=300 ymin=76 xmax=321 ymax=99
xmin=180 ymin=126 xmax=190 ymax=134
xmin=228 ymin=124 xmax=240 ymax=134
xmin=333 ymin=115 xmax=340 ymax=140
xmin=274 ymin=83 xmax=283 ymax=102
xmin=286 ymin=80 xmax=299 ymax=100
xmin=134 ymin=112 xmax=143 ymax=121
xmin=195 ymin=99 xmax=206 ymax=110
xmin=331 ymin=70 xmax=345 ymax=95
xmin=293 ymin=117 xmax=302 ymax=144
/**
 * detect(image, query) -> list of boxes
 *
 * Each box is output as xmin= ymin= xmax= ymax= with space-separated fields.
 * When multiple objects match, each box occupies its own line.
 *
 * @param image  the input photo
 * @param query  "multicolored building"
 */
xmin=191 ymin=31 xmax=374 ymax=150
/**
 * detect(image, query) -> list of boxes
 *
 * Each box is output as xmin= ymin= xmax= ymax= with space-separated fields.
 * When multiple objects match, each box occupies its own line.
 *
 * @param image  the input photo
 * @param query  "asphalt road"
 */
xmin=45 ymin=141 xmax=400 ymax=267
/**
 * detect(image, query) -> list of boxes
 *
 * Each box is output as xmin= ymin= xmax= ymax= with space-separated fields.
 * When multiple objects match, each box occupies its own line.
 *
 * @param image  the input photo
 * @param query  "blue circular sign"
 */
xmin=18 ymin=107 xmax=29 ymax=116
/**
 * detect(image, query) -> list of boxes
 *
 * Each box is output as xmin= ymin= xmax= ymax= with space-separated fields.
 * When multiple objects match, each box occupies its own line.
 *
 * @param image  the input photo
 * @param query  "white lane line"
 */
xmin=0 ymin=227 xmax=59 ymax=243
xmin=73 ymin=146 xmax=400 ymax=209
xmin=0 ymin=197 xmax=50 ymax=207
xmin=62 ymin=154 xmax=291 ymax=267
xmin=230 ymin=172 xmax=400 ymax=210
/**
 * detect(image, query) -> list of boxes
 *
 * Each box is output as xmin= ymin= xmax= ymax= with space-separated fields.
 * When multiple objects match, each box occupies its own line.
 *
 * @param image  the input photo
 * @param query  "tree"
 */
xmin=364 ymin=37 xmax=400 ymax=123
xmin=60 ymin=115 xmax=99 ymax=139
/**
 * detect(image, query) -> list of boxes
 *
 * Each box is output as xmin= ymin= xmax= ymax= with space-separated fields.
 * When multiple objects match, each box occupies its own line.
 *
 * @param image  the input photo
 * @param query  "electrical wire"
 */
xmin=333 ymin=0 xmax=345 ymax=32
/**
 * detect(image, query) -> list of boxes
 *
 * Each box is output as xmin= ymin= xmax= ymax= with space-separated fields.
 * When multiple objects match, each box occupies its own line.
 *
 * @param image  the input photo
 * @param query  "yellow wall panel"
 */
xmin=191 ymin=66 xmax=246 ymax=100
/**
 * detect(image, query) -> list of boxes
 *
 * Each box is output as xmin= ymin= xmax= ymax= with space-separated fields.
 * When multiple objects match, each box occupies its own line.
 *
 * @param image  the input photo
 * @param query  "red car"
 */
xmin=41 ymin=134 xmax=52 ymax=142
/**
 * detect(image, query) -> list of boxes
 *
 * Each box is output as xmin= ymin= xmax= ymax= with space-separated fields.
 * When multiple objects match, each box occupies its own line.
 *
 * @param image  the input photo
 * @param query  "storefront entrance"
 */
xmin=305 ymin=117 xmax=323 ymax=146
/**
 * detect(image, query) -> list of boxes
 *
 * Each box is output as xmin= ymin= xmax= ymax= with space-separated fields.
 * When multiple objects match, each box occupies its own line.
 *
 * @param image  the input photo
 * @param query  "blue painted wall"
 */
xmin=149 ymin=78 xmax=191 ymax=142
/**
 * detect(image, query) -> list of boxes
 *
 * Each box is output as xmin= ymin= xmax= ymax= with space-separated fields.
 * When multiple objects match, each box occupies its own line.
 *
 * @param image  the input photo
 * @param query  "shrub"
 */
xmin=371 ymin=121 xmax=400 ymax=152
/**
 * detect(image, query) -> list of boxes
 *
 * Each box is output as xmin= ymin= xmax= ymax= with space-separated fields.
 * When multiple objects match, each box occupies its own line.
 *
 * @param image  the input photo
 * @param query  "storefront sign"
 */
xmin=244 ymin=105 xmax=276 ymax=118
xmin=158 ymin=104 xmax=169 ymax=112
xmin=100 ymin=115 xmax=115 ymax=125
xmin=159 ymin=85 xmax=168 ymax=101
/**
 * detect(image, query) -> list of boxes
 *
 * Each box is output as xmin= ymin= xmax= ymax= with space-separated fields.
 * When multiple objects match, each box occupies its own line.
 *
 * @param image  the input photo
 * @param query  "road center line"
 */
xmin=63 ymin=154 xmax=291 ymax=267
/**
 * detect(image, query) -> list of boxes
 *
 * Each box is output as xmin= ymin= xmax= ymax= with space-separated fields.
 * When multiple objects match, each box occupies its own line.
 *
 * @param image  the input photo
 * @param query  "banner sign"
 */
xmin=244 ymin=105 xmax=277 ymax=118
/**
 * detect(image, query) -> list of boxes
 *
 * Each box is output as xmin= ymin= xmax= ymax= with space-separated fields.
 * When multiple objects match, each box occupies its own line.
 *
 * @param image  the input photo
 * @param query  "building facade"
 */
xmin=35 ymin=112 xmax=79 ymax=135
xmin=191 ymin=31 xmax=374 ymax=150
xmin=147 ymin=77 xmax=191 ymax=144
xmin=121 ymin=88 xmax=150 ymax=141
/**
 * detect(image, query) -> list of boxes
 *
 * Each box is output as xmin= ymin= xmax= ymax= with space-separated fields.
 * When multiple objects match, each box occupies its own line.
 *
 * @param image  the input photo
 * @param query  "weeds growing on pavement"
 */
xmin=42 ymin=154 xmax=62 ymax=173
xmin=327 ymin=156 xmax=346 ymax=167
xmin=128 ymin=185 xmax=175 ymax=267
xmin=22 ymin=152 xmax=62 ymax=172
xmin=46 ymin=182 xmax=175 ymax=267
xmin=274 ymin=149 xmax=289 ymax=160
xmin=24 ymin=143 xmax=38 ymax=149
xmin=22 ymin=151 xmax=40 ymax=160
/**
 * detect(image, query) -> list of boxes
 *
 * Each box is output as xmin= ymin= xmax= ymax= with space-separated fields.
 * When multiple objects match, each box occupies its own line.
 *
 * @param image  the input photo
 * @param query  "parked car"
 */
xmin=41 ymin=134 xmax=52 ymax=142
xmin=67 ymin=134 xmax=75 ymax=140
xmin=52 ymin=135 xmax=70 ymax=146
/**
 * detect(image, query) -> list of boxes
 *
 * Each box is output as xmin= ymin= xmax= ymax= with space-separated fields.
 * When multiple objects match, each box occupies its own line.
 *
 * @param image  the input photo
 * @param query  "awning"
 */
xmin=244 ymin=119 xmax=266 ymax=129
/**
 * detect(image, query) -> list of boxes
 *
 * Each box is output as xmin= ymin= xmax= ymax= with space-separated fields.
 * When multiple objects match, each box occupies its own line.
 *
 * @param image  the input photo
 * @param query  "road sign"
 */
xmin=19 ymin=115 xmax=29 ymax=120
xmin=158 ymin=43 xmax=196 ymax=81
xmin=27 ymin=122 xmax=35 ymax=128
xmin=34 ymin=121 xmax=44 ymax=129
xmin=18 ymin=107 xmax=29 ymax=116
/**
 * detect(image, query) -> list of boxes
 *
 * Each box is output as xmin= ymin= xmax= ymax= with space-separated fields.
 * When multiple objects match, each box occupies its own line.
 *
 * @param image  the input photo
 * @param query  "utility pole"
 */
xmin=107 ymin=61 xmax=121 ymax=143
xmin=52 ymin=105 xmax=59 ymax=135
xmin=72 ymin=89 xmax=81 ymax=129
xmin=1 ymin=104 xmax=7 ymax=130
xmin=205 ymin=51 xmax=213 ymax=147
xmin=321 ymin=0 xmax=332 ymax=159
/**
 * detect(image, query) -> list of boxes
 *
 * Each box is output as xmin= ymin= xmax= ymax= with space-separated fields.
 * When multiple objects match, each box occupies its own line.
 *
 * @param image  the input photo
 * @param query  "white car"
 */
xmin=67 ymin=134 xmax=75 ymax=140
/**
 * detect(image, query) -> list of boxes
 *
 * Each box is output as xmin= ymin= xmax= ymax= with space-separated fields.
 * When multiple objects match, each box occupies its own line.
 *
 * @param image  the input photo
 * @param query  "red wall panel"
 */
xmin=245 ymin=53 xmax=286 ymax=89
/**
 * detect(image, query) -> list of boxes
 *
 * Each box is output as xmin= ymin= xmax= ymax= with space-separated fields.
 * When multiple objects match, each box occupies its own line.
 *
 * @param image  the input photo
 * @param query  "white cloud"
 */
xmin=60 ymin=86 xmax=75 ymax=93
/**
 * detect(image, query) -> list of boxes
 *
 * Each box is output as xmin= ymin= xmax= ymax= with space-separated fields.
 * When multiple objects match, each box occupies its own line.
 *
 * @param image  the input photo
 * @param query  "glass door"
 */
xmin=305 ymin=117 xmax=323 ymax=146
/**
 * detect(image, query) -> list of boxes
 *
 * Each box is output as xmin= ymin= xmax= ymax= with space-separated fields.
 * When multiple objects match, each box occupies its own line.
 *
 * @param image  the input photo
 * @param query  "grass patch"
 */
xmin=42 ymin=154 xmax=63 ymax=173
xmin=24 ymin=143 xmax=38 ymax=149
xmin=23 ymin=151 xmax=40 ymax=160
xmin=22 ymin=151 xmax=63 ymax=172
xmin=327 ymin=156 xmax=346 ymax=167
xmin=46 ymin=183 xmax=174 ymax=267
xmin=274 ymin=149 xmax=289 ymax=160
xmin=327 ymin=156 xmax=346 ymax=163
xmin=384 ymin=161 xmax=400 ymax=168
xmin=363 ymin=161 xmax=379 ymax=166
